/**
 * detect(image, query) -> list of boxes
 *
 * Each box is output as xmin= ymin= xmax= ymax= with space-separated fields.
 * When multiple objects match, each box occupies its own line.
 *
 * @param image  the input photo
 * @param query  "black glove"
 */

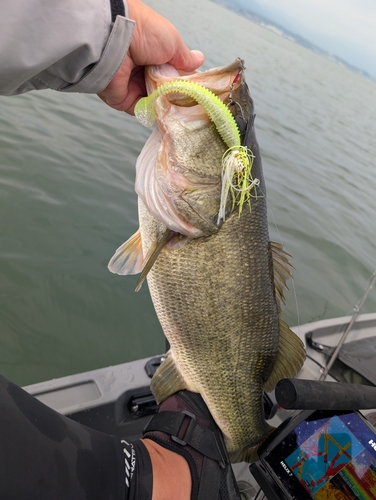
xmin=143 ymin=390 xmax=241 ymax=500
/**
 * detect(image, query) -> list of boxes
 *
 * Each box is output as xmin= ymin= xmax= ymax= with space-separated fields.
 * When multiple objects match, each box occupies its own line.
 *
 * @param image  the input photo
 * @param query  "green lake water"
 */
xmin=1 ymin=0 xmax=376 ymax=385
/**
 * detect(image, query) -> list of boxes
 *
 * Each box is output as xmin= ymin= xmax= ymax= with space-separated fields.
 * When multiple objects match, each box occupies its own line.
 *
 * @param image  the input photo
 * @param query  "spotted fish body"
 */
xmin=109 ymin=60 xmax=305 ymax=462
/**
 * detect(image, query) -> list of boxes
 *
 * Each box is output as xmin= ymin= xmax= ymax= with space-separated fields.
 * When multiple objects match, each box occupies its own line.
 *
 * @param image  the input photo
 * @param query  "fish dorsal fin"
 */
xmin=135 ymin=228 xmax=173 ymax=292
xmin=150 ymin=353 xmax=187 ymax=404
xmin=269 ymin=241 xmax=294 ymax=307
xmin=108 ymin=229 xmax=144 ymax=275
xmin=263 ymin=319 xmax=306 ymax=393
xmin=263 ymin=241 xmax=305 ymax=393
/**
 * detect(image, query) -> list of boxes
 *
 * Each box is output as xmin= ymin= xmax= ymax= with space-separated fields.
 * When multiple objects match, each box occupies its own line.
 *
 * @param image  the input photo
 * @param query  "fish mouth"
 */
xmin=135 ymin=59 xmax=253 ymax=237
xmin=145 ymin=59 xmax=252 ymax=138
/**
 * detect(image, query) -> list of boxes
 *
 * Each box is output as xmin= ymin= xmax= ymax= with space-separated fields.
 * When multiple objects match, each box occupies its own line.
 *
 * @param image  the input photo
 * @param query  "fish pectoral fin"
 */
xmin=135 ymin=228 xmax=173 ymax=292
xmin=108 ymin=229 xmax=144 ymax=275
xmin=150 ymin=354 xmax=187 ymax=404
xmin=263 ymin=319 xmax=306 ymax=393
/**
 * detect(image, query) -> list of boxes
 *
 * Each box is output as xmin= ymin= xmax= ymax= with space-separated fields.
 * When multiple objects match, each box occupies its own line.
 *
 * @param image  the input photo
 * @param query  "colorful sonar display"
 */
xmin=261 ymin=411 xmax=376 ymax=500
xmin=285 ymin=416 xmax=373 ymax=498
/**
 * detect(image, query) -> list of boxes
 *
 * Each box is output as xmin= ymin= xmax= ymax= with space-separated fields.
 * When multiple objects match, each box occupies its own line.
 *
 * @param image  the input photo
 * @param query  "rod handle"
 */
xmin=275 ymin=378 xmax=376 ymax=410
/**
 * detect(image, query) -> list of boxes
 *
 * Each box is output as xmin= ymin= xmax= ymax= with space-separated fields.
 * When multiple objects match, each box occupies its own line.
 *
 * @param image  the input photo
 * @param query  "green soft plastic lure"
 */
xmin=134 ymin=79 xmax=258 ymax=223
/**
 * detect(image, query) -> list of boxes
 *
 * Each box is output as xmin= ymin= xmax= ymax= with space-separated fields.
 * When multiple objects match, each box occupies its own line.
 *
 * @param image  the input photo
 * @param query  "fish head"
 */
xmin=135 ymin=59 xmax=254 ymax=237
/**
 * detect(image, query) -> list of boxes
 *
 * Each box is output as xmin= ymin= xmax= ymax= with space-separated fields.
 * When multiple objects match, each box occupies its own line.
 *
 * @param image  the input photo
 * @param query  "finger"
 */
xmin=169 ymin=49 xmax=205 ymax=73
xmin=97 ymin=58 xmax=141 ymax=113
xmin=120 ymin=70 xmax=147 ymax=114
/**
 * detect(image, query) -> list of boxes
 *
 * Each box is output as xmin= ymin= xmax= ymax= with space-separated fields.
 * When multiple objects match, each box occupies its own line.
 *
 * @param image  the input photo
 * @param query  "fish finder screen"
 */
xmin=262 ymin=411 xmax=376 ymax=499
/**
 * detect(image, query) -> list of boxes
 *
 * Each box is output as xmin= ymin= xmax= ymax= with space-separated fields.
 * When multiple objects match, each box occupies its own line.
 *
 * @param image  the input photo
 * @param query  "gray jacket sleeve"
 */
xmin=0 ymin=0 xmax=135 ymax=96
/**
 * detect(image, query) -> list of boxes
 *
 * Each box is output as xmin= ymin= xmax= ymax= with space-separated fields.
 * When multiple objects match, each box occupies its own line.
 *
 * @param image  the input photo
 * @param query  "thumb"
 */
xmin=169 ymin=49 xmax=205 ymax=73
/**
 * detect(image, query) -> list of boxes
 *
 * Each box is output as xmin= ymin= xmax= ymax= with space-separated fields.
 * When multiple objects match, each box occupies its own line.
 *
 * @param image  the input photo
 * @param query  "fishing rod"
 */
xmin=319 ymin=270 xmax=376 ymax=381
xmin=275 ymin=378 xmax=376 ymax=410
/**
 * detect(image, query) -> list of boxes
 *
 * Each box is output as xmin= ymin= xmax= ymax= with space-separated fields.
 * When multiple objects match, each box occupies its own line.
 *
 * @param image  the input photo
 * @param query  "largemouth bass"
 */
xmin=109 ymin=59 xmax=305 ymax=462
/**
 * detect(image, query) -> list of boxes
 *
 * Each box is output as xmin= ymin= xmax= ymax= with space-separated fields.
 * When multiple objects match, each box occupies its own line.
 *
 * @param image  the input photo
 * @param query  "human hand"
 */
xmin=97 ymin=0 xmax=204 ymax=114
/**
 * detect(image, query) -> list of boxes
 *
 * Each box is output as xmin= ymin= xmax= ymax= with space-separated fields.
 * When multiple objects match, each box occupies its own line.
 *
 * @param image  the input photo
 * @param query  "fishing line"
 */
xmin=319 ymin=270 xmax=376 ymax=381
xmin=253 ymin=487 xmax=265 ymax=500
xmin=313 ymin=270 xmax=376 ymax=379
xmin=238 ymin=481 xmax=258 ymax=498
xmin=258 ymin=183 xmax=301 ymax=329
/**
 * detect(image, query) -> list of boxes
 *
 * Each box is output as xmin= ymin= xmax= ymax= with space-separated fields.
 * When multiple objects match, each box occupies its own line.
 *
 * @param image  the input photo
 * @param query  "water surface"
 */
xmin=1 ymin=0 xmax=375 ymax=385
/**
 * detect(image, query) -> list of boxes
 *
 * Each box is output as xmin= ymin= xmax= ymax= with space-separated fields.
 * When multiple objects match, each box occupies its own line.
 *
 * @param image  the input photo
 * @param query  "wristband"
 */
xmin=110 ymin=0 xmax=125 ymax=22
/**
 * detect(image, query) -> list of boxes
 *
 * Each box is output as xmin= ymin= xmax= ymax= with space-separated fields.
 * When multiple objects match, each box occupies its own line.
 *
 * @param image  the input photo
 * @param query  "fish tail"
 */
xmin=228 ymin=424 xmax=275 ymax=463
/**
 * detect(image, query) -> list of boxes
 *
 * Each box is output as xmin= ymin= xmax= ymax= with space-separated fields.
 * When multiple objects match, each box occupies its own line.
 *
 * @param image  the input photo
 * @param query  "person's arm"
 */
xmin=0 ymin=374 xmax=238 ymax=500
xmin=0 ymin=0 xmax=134 ymax=96
xmin=0 ymin=0 xmax=204 ymax=114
